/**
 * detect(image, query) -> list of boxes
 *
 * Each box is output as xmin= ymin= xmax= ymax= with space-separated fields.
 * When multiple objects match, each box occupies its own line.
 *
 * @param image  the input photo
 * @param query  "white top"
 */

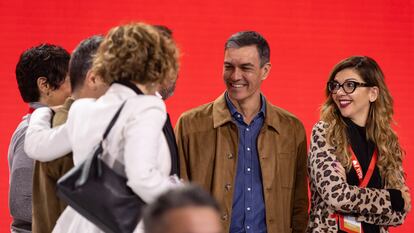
xmin=25 ymin=83 xmax=178 ymax=233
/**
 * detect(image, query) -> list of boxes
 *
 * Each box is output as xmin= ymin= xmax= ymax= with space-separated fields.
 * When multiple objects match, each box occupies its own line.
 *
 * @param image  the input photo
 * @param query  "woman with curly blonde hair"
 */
xmin=307 ymin=56 xmax=410 ymax=233
xmin=25 ymin=22 xmax=180 ymax=233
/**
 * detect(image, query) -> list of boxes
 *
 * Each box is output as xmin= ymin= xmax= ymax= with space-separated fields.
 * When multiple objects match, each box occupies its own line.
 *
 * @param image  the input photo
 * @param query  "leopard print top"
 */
xmin=306 ymin=121 xmax=407 ymax=233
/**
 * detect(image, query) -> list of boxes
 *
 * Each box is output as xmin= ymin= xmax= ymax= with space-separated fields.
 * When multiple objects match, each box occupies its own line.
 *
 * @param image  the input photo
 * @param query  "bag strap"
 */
xmin=75 ymin=101 xmax=127 ymax=187
xmin=102 ymin=101 xmax=127 ymax=140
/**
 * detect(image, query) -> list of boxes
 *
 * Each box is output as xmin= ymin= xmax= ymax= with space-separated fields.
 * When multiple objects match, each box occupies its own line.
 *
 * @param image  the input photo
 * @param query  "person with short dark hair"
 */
xmin=31 ymin=36 xmax=106 ymax=233
xmin=8 ymin=44 xmax=70 ymax=233
xmin=175 ymin=31 xmax=309 ymax=233
xmin=144 ymin=185 xmax=222 ymax=233
xmin=15 ymin=44 xmax=71 ymax=105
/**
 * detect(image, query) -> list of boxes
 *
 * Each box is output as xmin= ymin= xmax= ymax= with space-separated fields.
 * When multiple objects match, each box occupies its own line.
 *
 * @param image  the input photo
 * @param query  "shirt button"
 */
xmin=237 ymin=114 xmax=241 ymax=118
xmin=227 ymin=153 xmax=234 ymax=159
xmin=246 ymin=128 xmax=250 ymax=131
xmin=247 ymin=168 xmax=251 ymax=172
xmin=221 ymin=213 xmax=228 ymax=221
xmin=247 ymin=187 xmax=251 ymax=191
xmin=247 ymin=147 xmax=251 ymax=151
xmin=246 ymin=207 xmax=251 ymax=211
xmin=225 ymin=184 xmax=232 ymax=191
xmin=246 ymin=226 xmax=250 ymax=230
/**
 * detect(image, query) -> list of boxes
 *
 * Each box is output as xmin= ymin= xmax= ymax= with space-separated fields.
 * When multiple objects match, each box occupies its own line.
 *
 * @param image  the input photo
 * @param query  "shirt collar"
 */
xmin=213 ymin=93 xmax=280 ymax=133
xmin=224 ymin=92 xmax=266 ymax=119
xmin=29 ymin=102 xmax=47 ymax=109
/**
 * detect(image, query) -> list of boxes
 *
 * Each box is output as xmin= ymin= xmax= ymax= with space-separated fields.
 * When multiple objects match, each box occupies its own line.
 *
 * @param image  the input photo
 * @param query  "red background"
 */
xmin=0 ymin=0 xmax=413 ymax=232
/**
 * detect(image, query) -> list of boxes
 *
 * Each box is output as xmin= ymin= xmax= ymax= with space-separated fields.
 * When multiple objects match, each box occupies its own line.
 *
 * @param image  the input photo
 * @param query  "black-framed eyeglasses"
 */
xmin=327 ymin=80 xmax=372 ymax=94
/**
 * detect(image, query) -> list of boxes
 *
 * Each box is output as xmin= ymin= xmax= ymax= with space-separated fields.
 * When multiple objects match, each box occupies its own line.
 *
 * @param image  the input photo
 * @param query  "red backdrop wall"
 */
xmin=1 ymin=0 xmax=413 ymax=232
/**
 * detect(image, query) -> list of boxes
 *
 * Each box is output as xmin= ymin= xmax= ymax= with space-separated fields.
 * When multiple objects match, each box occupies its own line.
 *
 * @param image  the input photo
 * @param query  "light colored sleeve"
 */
xmin=308 ymin=121 xmax=397 ymax=215
xmin=123 ymin=97 xmax=177 ymax=203
xmin=24 ymin=107 xmax=71 ymax=162
xmin=356 ymin=173 xmax=409 ymax=226
xmin=357 ymin=211 xmax=406 ymax=226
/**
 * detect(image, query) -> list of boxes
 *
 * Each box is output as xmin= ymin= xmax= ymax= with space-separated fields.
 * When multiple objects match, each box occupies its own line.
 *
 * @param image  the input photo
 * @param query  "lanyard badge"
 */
xmin=337 ymin=146 xmax=378 ymax=233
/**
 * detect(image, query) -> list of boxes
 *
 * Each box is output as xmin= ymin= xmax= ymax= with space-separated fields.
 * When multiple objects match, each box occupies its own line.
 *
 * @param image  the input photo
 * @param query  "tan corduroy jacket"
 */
xmin=32 ymin=98 xmax=74 ymax=233
xmin=175 ymin=93 xmax=309 ymax=233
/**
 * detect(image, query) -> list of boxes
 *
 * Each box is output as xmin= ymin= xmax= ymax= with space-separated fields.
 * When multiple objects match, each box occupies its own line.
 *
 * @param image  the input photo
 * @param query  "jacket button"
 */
xmin=227 ymin=153 xmax=234 ymax=159
xmin=221 ymin=213 xmax=228 ymax=221
xmin=225 ymin=184 xmax=232 ymax=191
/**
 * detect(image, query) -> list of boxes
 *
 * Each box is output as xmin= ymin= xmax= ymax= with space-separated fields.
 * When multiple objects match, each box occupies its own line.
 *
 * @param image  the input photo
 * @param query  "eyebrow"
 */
xmin=334 ymin=78 xmax=359 ymax=82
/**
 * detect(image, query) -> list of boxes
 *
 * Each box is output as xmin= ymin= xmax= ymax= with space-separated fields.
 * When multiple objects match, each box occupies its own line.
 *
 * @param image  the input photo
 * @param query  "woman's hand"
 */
xmin=333 ymin=161 xmax=346 ymax=179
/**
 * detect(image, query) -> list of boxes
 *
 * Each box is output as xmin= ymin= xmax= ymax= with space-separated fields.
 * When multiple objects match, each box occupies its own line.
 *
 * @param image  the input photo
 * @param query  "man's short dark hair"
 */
xmin=15 ymin=44 xmax=70 ymax=103
xmin=224 ymin=31 xmax=270 ymax=67
xmin=69 ymin=35 xmax=103 ymax=93
xmin=143 ymin=185 xmax=220 ymax=233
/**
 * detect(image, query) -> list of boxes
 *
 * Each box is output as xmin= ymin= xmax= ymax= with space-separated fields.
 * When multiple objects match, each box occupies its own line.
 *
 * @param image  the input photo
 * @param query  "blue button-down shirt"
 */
xmin=226 ymin=93 xmax=267 ymax=233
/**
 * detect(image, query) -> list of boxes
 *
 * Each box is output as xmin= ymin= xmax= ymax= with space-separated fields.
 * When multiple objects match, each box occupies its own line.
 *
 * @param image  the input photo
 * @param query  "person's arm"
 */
xmin=174 ymin=115 xmax=190 ymax=181
xmin=356 ymin=169 xmax=409 ymax=226
xmin=292 ymin=122 xmax=309 ymax=233
xmin=124 ymin=98 xmax=178 ymax=203
xmin=308 ymin=121 xmax=403 ymax=215
xmin=357 ymin=210 xmax=405 ymax=226
xmin=8 ymin=125 xmax=33 ymax=223
xmin=24 ymin=107 xmax=71 ymax=162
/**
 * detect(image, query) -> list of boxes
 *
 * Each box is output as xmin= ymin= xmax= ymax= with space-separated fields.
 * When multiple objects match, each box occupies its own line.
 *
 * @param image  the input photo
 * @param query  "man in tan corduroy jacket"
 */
xmin=175 ymin=31 xmax=309 ymax=233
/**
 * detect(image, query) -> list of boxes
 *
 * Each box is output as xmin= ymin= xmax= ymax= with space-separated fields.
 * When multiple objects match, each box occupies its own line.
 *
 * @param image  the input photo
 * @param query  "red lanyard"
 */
xmin=28 ymin=107 xmax=35 ymax=114
xmin=350 ymin=146 xmax=378 ymax=188
xmin=330 ymin=147 xmax=377 ymax=233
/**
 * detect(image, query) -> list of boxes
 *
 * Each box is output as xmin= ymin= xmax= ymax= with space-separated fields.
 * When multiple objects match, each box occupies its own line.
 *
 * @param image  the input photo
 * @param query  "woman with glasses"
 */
xmin=307 ymin=56 xmax=410 ymax=233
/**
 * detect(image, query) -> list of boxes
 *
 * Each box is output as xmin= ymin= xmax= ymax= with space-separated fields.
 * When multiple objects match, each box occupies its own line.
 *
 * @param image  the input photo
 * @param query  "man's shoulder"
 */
xmin=267 ymin=102 xmax=304 ymax=127
xmin=53 ymin=105 xmax=71 ymax=127
xmin=10 ymin=115 xmax=30 ymax=145
xmin=179 ymin=101 xmax=215 ymax=121
xmin=175 ymin=101 xmax=217 ymax=137
xmin=8 ymin=115 xmax=31 ymax=166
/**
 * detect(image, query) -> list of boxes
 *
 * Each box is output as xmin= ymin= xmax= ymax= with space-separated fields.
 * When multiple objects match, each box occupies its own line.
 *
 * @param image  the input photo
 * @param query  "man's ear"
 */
xmin=85 ymin=70 xmax=98 ymax=89
xmin=261 ymin=63 xmax=271 ymax=81
xmin=37 ymin=77 xmax=50 ymax=95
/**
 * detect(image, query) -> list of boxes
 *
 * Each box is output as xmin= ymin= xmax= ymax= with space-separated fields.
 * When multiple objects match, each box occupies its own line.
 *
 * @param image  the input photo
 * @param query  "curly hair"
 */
xmin=320 ymin=56 xmax=405 ymax=189
xmin=15 ymin=44 xmax=70 ymax=102
xmin=92 ymin=23 xmax=179 ymax=91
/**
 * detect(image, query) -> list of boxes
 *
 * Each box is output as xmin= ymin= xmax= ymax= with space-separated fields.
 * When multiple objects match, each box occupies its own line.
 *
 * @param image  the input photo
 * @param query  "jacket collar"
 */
xmin=212 ymin=93 xmax=233 ymax=128
xmin=212 ymin=93 xmax=280 ymax=133
xmin=112 ymin=80 xmax=144 ymax=95
xmin=63 ymin=97 xmax=75 ymax=109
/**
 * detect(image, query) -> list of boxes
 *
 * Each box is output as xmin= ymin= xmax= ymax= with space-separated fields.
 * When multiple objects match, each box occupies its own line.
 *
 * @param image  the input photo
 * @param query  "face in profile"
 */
xmin=46 ymin=74 xmax=71 ymax=106
xmin=223 ymin=45 xmax=270 ymax=104
xmin=331 ymin=68 xmax=378 ymax=126
xmin=163 ymin=206 xmax=222 ymax=233
xmin=158 ymin=79 xmax=177 ymax=100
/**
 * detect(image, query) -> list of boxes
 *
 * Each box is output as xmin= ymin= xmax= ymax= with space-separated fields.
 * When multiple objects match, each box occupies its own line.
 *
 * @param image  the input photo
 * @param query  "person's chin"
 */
xmin=227 ymin=91 xmax=246 ymax=100
xmin=339 ymin=109 xmax=353 ymax=119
